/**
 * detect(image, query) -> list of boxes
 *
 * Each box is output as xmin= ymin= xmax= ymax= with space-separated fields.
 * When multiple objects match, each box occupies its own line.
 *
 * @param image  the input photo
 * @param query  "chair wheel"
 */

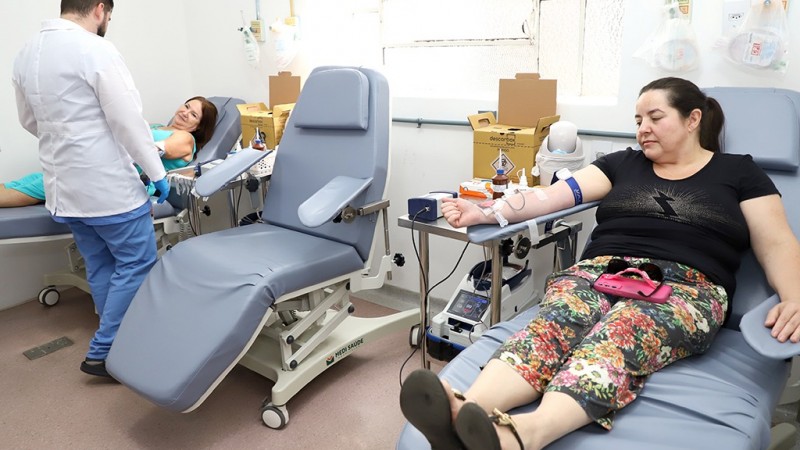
xmin=260 ymin=403 xmax=289 ymax=429
xmin=38 ymin=287 xmax=60 ymax=307
xmin=409 ymin=324 xmax=421 ymax=348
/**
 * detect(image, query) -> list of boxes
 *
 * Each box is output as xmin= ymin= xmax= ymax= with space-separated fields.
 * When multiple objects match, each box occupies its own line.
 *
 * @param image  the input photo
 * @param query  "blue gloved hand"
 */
xmin=152 ymin=178 xmax=170 ymax=204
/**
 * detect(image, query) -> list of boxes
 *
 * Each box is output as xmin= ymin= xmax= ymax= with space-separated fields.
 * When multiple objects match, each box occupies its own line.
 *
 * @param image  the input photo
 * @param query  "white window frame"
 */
xmin=375 ymin=0 xmax=620 ymax=98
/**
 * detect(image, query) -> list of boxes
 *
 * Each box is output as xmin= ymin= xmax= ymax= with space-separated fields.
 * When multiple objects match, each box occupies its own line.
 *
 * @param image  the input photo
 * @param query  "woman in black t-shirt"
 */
xmin=400 ymin=77 xmax=800 ymax=450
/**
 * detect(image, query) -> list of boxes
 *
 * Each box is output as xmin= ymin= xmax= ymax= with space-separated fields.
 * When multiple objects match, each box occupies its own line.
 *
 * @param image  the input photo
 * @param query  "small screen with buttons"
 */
xmin=446 ymin=290 xmax=490 ymax=322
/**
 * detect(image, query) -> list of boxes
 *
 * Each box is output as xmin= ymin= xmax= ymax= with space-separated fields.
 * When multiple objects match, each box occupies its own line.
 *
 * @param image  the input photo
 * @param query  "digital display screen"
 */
xmin=446 ymin=290 xmax=490 ymax=322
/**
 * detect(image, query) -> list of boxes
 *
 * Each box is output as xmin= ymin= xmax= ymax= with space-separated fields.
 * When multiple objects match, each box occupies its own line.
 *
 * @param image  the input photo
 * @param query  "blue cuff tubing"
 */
xmin=564 ymin=177 xmax=583 ymax=205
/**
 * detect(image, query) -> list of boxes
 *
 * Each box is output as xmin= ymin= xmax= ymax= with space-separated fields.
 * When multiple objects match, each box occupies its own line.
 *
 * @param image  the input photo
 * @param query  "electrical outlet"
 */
xmin=723 ymin=0 xmax=749 ymax=34
xmin=250 ymin=19 xmax=266 ymax=42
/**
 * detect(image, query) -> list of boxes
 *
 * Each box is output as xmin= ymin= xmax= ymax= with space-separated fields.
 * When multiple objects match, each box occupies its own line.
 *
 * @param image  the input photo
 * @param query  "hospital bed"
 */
xmin=396 ymin=86 xmax=800 ymax=449
xmin=105 ymin=66 xmax=418 ymax=429
xmin=0 ymin=96 xmax=245 ymax=306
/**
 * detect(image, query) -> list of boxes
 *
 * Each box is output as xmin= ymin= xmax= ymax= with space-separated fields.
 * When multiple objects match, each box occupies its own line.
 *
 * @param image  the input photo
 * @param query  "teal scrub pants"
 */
xmin=67 ymin=213 xmax=157 ymax=360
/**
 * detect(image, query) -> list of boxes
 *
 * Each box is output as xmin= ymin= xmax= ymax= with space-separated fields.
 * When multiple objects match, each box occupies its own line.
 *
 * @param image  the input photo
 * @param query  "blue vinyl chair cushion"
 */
xmin=707 ymin=87 xmax=800 ymax=172
xmin=0 ymin=201 xmax=177 ymax=240
xmin=291 ymin=68 xmax=369 ymax=130
xmin=107 ymin=223 xmax=364 ymax=411
xmin=0 ymin=205 xmax=70 ymax=239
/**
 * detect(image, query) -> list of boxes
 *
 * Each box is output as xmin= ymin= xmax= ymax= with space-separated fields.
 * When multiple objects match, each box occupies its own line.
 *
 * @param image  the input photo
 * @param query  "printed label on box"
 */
xmin=492 ymin=155 xmax=516 ymax=176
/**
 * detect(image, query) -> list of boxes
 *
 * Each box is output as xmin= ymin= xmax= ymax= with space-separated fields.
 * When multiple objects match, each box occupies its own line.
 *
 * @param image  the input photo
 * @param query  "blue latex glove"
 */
xmin=152 ymin=178 xmax=170 ymax=204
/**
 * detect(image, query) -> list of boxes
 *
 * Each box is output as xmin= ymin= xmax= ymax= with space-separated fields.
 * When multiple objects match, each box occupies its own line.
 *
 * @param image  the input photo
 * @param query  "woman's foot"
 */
xmin=455 ymin=402 xmax=526 ymax=450
xmin=399 ymin=369 xmax=466 ymax=450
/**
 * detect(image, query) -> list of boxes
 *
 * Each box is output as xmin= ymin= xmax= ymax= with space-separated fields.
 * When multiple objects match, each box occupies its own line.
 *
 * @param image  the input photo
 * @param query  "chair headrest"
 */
xmin=209 ymin=97 xmax=230 ymax=127
xmin=705 ymin=87 xmax=800 ymax=172
xmin=292 ymin=68 xmax=370 ymax=130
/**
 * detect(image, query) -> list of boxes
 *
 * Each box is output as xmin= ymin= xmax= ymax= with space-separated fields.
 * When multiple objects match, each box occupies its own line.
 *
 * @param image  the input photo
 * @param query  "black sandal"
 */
xmin=400 ymin=369 xmax=466 ymax=450
xmin=454 ymin=402 xmax=525 ymax=450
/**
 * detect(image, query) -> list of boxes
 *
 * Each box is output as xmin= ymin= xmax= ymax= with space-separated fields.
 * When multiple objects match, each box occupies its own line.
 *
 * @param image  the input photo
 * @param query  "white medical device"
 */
xmin=427 ymin=236 xmax=538 ymax=361
xmin=533 ymin=120 xmax=586 ymax=186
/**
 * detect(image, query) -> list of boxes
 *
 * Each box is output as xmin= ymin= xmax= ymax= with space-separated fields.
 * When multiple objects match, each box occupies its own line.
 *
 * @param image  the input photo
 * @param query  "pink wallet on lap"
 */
xmin=593 ymin=268 xmax=673 ymax=304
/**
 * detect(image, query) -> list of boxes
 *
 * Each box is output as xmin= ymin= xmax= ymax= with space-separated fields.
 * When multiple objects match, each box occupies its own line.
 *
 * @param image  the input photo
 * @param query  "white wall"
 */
xmin=0 ymin=0 xmax=196 ymax=181
xmin=2 ymin=0 xmax=799 ymax=309
xmin=0 ymin=0 xmax=195 ymax=308
xmin=0 ymin=0 xmax=60 ymax=179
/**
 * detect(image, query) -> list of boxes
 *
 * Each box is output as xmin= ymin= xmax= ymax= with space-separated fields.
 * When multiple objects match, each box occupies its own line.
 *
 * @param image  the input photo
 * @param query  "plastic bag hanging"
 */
xmin=718 ymin=0 xmax=789 ymax=74
xmin=271 ymin=18 xmax=299 ymax=70
xmin=241 ymin=26 xmax=260 ymax=67
xmin=633 ymin=0 xmax=700 ymax=72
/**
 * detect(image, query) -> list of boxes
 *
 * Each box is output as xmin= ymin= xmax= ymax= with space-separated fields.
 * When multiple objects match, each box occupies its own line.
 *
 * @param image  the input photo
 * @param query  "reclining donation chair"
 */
xmin=397 ymin=87 xmax=800 ymax=450
xmin=106 ymin=66 xmax=417 ymax=428
xmin=0 ymin=96 xmax=244 ymax=307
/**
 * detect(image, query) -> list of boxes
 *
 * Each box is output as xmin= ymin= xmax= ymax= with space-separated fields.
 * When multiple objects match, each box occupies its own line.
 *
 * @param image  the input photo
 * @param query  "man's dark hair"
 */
xmin=61 ymin=0 xmax=114 ymax=16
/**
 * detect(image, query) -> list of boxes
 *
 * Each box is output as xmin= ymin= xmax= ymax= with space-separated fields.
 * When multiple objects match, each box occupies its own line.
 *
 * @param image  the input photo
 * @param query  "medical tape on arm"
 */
xmin=155 ymin=140 xmax=167 ymax=157
xmin=481 ymin=199 xmax=509 ymax=227
xmin=521 ymin=188 xmax=548 ymax=239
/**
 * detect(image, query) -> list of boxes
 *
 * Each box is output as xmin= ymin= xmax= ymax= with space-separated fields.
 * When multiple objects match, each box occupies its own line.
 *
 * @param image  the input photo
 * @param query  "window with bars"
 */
xmin=381 ymin=0 xmax=624 ymax=99
xmin=315 ymin=0 xmax=624 ymax=99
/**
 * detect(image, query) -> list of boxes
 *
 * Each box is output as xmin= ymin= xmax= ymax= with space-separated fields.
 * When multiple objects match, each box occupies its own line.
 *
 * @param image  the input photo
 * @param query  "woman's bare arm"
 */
xmin=160 ymin=130 xmax=195 ymax=161
xmin=742 ymin=194 xmax=800 ymax=342
xmin=441 ymin=165 xmax=612 ymax=229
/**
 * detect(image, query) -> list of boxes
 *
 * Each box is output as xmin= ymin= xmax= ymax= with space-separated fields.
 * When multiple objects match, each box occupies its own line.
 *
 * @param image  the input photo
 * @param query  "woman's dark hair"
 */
xmin=61 ymin=0 xmax=113 ymax=16
xmin=185 ymin=96 xmax=218 ymax=151
xmin=639 ymin=77 xmax=725 ymax=153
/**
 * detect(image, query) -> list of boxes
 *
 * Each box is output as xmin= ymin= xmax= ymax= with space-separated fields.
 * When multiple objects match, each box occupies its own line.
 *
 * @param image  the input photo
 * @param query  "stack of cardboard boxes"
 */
xmin=468 ymin=73 xmax=559 ymax=185
xmin=237 ymin=71 xmax=302 ymax=149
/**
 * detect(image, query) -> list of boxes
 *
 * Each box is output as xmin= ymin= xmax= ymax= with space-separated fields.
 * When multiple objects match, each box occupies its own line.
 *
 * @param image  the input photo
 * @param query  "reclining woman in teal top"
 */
xmin=0 ymin=96 xmax=217 ymax=207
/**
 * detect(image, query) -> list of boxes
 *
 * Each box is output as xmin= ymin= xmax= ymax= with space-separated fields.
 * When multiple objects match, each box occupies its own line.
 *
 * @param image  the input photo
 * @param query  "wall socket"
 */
xmin=722 ymin=0 xmax=749 ymax=35
xmin=250 ymin=19 xmax=266 ymax=42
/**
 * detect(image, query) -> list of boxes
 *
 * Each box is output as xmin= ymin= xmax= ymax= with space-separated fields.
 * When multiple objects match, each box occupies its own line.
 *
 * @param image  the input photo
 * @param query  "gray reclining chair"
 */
xmin=0 ymin=96 xmax=245 ymax=306
xmin=397 ymin=87 xmax=800 ymax=449
xmin=163 ymin=95 xmax=245 ymax=210
xmin=196 ymin=96 xmax=246 ymax=162
xmin=106 ymin=66 xmax=417 ymax=429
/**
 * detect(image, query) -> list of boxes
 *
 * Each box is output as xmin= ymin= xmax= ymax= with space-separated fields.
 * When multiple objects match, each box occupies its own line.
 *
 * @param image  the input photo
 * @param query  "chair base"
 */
xmin=240 ymin=308 xmax=419 ymax=407
xmin=38 ymin=217 xmax=186 ymax=302
xmin=43 ymin=269 xmax=90 ymax=297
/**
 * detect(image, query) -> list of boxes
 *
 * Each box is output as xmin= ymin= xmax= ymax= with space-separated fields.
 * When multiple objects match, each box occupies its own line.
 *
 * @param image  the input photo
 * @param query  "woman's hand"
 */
xmin=441 ymin=197 xmax=492 ymax=228
xmin=765 ymin=300 xmax=800 ymax=343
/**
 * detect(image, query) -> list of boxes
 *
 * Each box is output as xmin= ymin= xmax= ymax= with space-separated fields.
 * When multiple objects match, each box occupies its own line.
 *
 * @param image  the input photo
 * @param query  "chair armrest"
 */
xmin=741 ymin=294 xmax=800 ymax=359
xmin=298 ymin=175 xmax=373 ymax=227
xmin=194 ymin=149 xmax=273 ymax=197
xmin=466 ymin=201 xmax=600 ymax=244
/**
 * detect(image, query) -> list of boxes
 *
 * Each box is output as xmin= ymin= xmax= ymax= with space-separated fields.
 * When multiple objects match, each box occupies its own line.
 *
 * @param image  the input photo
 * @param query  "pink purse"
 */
xmin=593 ymin=267 xmax=673 ymax=304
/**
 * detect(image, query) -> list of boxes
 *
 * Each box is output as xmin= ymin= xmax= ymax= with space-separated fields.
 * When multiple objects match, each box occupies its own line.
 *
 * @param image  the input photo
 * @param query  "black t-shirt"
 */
xmin=583 ymin=148 xmax=779 ymax=298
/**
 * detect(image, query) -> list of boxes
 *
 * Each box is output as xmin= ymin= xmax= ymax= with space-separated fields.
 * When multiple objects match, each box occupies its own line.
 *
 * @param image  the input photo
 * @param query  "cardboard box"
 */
xmin=237 ymin=71 xmax=301 ymax=149
xmin=237 ymin=102 xmax=295 ymax=150
xmin=469 ymin=73 xmax=559 ymax=184
xmin=268 ymin=71 xmax=301 ymax=108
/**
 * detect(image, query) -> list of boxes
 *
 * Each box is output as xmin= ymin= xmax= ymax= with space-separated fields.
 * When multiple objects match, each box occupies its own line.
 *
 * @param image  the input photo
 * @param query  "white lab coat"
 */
xmin=12 ymin=19 xmax=166 ymax=218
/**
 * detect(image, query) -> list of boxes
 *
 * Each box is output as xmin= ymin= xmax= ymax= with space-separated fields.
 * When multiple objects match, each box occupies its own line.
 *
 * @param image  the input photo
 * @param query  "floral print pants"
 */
xmin=493 ymin=255 xmax=728 ymax=429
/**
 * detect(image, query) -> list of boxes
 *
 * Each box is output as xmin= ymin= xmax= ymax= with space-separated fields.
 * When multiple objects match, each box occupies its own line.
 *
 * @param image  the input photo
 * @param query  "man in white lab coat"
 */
xmin=12 ymin=0 xmax=170 ymax=379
